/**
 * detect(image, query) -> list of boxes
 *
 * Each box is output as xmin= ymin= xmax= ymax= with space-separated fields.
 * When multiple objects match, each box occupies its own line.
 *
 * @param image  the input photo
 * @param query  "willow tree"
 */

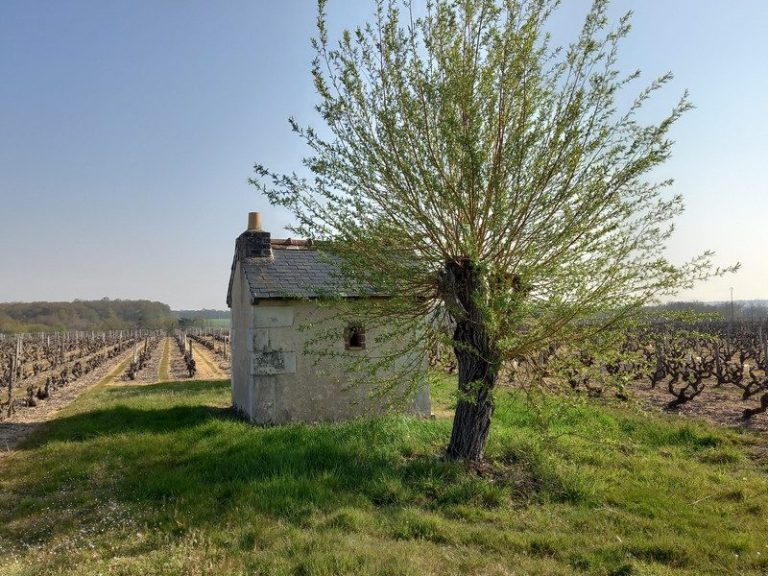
xmin=253 ymin=0 xmax=730 ymax=461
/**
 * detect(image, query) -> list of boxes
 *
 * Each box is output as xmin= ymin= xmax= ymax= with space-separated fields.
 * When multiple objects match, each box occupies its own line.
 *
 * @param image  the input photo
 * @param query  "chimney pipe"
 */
xmin=248 ymin=212 xmax=262 ymax=232
xmin=238 ymin=211 xmax=271 ymax=259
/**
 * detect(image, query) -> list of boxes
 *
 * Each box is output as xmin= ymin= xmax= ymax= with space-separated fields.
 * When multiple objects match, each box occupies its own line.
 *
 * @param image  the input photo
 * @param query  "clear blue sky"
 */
xmin=1 ymin=1 xmax=766 ymax=309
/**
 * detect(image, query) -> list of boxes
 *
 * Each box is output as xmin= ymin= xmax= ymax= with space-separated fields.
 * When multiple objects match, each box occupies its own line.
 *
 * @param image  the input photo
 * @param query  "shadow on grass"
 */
xmin=11 ymin=380 xmax=233 ymax=452
xmin=2 ymin=376 xmax=764 ymax=576
xmin=20 ymin=403 xmax=237 ymax=448
xmin=8 ymin=388 xmax=506 ymax=548
xmin=107 ymin=379 xmax=230 ymax=398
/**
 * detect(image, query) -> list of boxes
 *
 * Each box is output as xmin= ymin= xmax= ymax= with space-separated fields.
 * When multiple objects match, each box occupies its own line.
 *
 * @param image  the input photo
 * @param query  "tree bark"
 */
xmin=441 ymin=258 xmax=501 ymax=462
xmin=446 ymin=319 xmax=498 ymax=461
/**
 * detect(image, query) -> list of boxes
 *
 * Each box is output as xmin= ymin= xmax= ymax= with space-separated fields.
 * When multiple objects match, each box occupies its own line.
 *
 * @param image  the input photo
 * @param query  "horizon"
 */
xmin=1 ymin=1 xmax=766 ymax=308
xmin=3 ymin=297 xmax=768 ymax=312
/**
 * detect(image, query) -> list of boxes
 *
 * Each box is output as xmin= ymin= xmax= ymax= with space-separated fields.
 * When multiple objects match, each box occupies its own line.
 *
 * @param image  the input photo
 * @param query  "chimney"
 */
xmin=237 ymin=211 xmax=272 ymax=259
xmin=247 ymin=212 xmax=262 ymax=232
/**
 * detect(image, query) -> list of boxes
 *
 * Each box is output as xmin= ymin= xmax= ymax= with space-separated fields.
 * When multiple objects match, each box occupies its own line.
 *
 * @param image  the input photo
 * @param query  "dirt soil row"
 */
xmin=0 ymin=347 xmax=135 ymax=457
xmin=168 ymin=339 xmax=228 ymax=381
xmin=631 ymin=378 xmax=768 ymax=434
xmin=115 ymin=337 xmax=166 ymax=386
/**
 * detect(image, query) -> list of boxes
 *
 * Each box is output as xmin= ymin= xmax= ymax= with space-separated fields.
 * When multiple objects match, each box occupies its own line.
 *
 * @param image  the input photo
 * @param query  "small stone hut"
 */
xmin=226 ymin=212 xmax=430 ymax=424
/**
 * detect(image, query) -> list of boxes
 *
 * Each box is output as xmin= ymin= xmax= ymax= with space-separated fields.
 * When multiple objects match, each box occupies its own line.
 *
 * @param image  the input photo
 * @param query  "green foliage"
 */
xmin=0 ymin=299 xmax=177 ymax=333
xmin=1 ymin=373 xmax=767 ymax=574
xmin=174 ymin=309 xmax=231 ymax=329
xmin=647 ymin=300 xmax=768 ymax=322
xmin=253 ymin=0 xmax=736 ymax=365
xmin=251 ymin=0 xmax=737 ymax=461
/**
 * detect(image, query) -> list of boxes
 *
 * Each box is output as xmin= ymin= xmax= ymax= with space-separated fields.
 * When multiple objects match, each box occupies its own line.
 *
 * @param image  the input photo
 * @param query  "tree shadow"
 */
xmin=19 ymin=403 xmax=237 ymax=448
xmin=0 ymin=422 xmax=45 ymax=455
xmin=2 ymin=398 xmax=472 ymax=550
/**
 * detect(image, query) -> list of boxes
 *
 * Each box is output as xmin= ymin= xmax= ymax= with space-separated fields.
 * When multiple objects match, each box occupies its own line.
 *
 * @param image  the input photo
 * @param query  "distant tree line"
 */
xmin=173 ymin=310 xmax=230 ymax=329
xmin=173 ymin=309 xmax=230 ymax=321
xmin=0 ymin=299 xmax=177 ymax=333
xmin=646 ymin=300 xmax=768 ymax=321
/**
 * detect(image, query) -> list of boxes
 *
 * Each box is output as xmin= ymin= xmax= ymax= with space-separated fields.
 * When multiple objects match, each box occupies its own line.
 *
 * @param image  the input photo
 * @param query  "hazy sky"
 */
xmin=1 ymin=1 xmax=766 ymax=309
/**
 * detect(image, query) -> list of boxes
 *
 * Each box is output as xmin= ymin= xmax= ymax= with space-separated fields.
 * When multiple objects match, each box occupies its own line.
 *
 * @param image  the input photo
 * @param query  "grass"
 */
xmin=201 ymin=319 xmax=231 ymax=329
xmin=0 ymin=374 xmax=767 ymax=575
xmin=158 ymin=338 xmax=170 ymax=382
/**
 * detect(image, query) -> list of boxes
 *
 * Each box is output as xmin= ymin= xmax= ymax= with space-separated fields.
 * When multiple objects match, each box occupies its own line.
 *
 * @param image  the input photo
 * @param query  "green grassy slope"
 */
xmin=0 ymin=374 xmax=766 ymax=575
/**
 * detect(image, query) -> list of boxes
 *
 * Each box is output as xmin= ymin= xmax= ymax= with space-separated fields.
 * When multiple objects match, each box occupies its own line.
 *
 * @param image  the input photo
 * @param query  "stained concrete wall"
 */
xmin=230 ymin=272 xmax=430 ymax=424
xmin=230 ymin=260 xmax=255 ymax=416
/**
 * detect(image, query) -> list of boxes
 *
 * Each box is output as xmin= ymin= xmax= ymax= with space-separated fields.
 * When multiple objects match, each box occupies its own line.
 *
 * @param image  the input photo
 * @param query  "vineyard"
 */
xmin=0 ymin=330 xmax=142 ymax=419
xmin=0 ymin=329 xmax=231 ymax=449
xmin=2 ymin=324 xmax=768 ymax=575
xmin=6 ymin=319 xmax=767 ymax=432
xmin=429 ymin=318 xmax=768 ymax=431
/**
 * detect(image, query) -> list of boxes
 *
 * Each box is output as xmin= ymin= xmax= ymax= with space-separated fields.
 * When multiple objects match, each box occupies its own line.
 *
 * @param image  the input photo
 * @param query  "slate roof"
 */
xmin=242 ymin=247 xmax=351 ymax=300
xmin=227 ymin=236 xmax=370 ymax=306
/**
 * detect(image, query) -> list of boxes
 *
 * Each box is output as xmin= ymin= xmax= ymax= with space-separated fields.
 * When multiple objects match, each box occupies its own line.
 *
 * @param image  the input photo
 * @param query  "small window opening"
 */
xmin=345 ymin=323 xmax=366 ymax=350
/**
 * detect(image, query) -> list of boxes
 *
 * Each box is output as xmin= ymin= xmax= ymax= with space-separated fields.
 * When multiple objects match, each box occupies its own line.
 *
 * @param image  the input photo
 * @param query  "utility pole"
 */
xmin=730 ymin=287 xmax=735 ymax=326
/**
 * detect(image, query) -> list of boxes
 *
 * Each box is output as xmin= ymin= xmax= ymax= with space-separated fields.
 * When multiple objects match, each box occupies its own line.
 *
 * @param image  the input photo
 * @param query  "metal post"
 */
xmin=730 ymin=287 xmax=735 ymax=326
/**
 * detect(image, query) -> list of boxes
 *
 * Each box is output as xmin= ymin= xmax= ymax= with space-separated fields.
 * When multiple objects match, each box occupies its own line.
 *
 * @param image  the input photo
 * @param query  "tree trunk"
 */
xmin=446 ymin=321 xmax=498 ymax=460
xmin=441 ymin=258 xmax=501 ymax=462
